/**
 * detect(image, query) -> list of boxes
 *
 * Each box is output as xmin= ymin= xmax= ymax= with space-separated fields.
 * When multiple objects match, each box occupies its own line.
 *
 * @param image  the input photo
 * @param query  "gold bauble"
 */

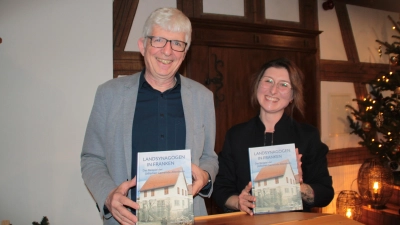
xmin=390 ymin=55 xmax=399 ymax=66
xmin=394 ymin=86 xmax=400 ymax=95
xmin=362 ymin=122 xmax=372 ymax=132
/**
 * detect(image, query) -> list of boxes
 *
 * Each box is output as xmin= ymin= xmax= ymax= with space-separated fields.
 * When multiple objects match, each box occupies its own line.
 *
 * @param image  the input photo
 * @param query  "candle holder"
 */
xmin=336 ymin=190 xmax=362 ymax=220
xmin=357 ymin=158 xmax=394 ymax=209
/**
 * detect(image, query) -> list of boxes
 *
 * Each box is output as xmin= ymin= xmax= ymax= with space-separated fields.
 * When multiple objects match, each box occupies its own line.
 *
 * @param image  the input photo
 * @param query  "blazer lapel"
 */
xmin=122 ymin=74 xmax=140 ymax=180
xmin=181 ymin=75 xmax=194 ymax=150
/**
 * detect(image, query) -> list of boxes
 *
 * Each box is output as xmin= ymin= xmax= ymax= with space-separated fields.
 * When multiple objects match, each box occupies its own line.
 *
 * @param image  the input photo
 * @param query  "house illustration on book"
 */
xmin=253 ymin=159 xmax=302 ymax=212
xmin=137 ymin=167 xmax=194 ymax=223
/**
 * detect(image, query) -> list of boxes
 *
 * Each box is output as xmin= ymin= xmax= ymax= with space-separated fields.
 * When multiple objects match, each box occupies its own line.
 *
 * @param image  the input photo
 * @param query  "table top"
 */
xmin=194 ymin=212 xmax=364 ymax=225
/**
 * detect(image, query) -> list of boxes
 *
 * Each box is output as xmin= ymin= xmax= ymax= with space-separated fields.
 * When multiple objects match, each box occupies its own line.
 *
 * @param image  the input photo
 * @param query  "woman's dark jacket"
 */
xmin=212 ymin=114 xmax=334 ymax=212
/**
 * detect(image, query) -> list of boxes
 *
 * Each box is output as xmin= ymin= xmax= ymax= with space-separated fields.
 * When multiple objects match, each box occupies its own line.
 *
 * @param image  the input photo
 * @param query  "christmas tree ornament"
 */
xmin=389 ymin=55 xmax=398 ymax=66
xmin=378 ymin=45 xmax=382 ymax=57
xmin=362 ymin=122 xmax=372 ymax=132
xmin=347 ymin=15 xmax=400 ymax=166
xmin=395 ymin=144 xmax=400 ymax=153
xmin=394 ymin=86 xmax=400 ymax=95
xmin=376 ymin=113 xmax=384 ymax=127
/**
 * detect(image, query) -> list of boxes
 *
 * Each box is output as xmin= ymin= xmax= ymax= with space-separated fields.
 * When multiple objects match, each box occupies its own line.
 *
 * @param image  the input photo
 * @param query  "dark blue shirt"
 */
xmin=130 ymin=70 xmax=186 ymax=203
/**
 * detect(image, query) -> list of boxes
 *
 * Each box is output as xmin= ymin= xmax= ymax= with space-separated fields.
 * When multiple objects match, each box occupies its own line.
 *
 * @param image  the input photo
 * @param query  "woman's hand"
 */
xmin=238 ymin=182 xmax=256 ymax=215
xmin=225 ymin=182 xmax=256 ymax=215
xmin=295 ymin=148 xmax=303 ymax=184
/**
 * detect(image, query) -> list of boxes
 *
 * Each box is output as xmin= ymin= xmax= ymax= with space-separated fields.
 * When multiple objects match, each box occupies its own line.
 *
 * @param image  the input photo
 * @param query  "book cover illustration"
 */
xmin=136 ymin=149 xmax=194 ymax=225
xmin=249 ymin=143 xmax=303 ymax=214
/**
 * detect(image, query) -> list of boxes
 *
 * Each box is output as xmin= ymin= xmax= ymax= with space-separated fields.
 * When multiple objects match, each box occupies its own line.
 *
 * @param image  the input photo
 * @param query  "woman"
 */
xmin=212 ymin=58 xmax=334 ymax=215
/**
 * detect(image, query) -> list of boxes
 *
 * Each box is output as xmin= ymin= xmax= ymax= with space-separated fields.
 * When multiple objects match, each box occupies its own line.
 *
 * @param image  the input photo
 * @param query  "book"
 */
xmin=248 ymin=143 xmax=303 ymax=214
xmin=136 ymin=149 xmax=194 ymax=225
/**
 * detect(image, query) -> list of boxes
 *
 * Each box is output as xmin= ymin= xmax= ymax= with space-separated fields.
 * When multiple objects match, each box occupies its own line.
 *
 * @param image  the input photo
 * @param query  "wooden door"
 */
xmin=187 ymin=45 xmax=316 ymax=155
xmin=186 ymin=44 xmax=317 ymax=214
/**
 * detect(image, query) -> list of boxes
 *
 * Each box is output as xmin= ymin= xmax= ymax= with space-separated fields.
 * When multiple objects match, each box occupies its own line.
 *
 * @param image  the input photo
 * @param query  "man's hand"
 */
xmin=105 ymin=177 xmax=139 ymax=225
xmin=191 ymin=163 xmax=209 ymax=196
xmin=238 ymin=182 xmax=256 ymax=215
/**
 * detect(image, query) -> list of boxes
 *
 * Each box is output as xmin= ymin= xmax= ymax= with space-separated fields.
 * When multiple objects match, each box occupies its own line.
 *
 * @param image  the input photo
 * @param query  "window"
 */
xmin=144 ymin=191 xmax=147 ymax=197
xmin=286 ymin=177 xmax=288 ymax=183
xmin=275 ymin=178 xmax=279 ymax=184
xmin=164 ymin=187 xmax=169 ymax=195
xmin=175 ymin=200 xmax=180 ymax=206
xmin=151 ymin=190 xmax=155 ymax=196
xmin=285 ymin=188 xmax=289 ymax=193
xmin=177 ymin=187 xmax=180 ymax=194
xmin=264 ymin=180 xmax=267 ymax=186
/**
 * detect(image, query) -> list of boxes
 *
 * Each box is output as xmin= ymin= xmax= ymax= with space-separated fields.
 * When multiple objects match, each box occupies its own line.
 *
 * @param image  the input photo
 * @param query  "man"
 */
xmin=81 ymin=8 xmax=218 ymax=225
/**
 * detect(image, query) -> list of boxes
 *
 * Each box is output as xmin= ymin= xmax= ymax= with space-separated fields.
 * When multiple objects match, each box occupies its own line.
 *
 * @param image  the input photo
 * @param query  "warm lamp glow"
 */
xmin=336 ymin=190 xmax=362 ymax=220
xmin=346 ymin=208 xmax=352 ymax=218
xmin=373 ymin=182 xmax=379 ymax=193
xmin=358 ymin=158 xmax=394 ymax=209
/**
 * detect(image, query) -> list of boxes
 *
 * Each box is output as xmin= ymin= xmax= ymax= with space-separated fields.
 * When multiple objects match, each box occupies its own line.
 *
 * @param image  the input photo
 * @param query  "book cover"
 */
xmin=136 ymin=149 xmax=194 ymax=225
xmin=248 ymin=143 xmax=303 ymax=214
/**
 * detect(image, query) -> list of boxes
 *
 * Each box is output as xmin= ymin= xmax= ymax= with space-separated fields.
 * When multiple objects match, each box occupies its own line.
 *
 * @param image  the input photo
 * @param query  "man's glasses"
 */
xmin=259 ymin=77 xmax=292 ymax=94
xmin=146 ymin=36 xmax=187 ymax=52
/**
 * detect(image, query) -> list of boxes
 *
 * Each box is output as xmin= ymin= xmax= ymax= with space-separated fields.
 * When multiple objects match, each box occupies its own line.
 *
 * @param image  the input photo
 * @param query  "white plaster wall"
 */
xmin=0 ymin=0 xmax=112 ymax=224
xmin=317 ymin=0 xmax=347 ymax=61
xmin=320 ymin=81 xmax=362 ymax=150
xmin=317 ymin=1 xmax=399 ymax=62
xmin=347 ymin=5 xmax=399 ymax=64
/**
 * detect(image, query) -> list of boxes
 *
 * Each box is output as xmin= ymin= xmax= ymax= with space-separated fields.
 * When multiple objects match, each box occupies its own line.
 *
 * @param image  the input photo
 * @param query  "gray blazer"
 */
xmin=81 ymin=72 xmax=218 ymax=225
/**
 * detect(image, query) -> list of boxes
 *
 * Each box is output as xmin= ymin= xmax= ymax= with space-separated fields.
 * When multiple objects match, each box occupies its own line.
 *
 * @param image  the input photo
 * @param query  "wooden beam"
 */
xmin=333 ymin=0 xmax=400 ymax=13
xmin=327 ymin=147 xmax=372 ymax=167
xmin=334 ymin=2 xmax=359 ymax=63
xmin=320 ymin=60 xmax=388 ymax=82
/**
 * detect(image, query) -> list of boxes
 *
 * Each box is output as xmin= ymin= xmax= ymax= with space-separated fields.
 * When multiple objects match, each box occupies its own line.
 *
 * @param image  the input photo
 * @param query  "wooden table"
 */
xmin=195 ymin=212 xmax=364 ymax=225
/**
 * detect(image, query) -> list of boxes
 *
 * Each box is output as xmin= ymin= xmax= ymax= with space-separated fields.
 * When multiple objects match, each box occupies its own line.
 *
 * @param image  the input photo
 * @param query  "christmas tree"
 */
xmin=346 ymin=15 xmax=400 ymax=170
